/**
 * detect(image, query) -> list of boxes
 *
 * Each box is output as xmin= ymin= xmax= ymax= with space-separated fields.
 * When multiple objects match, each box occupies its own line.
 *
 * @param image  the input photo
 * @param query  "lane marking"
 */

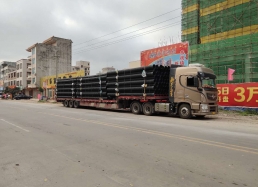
xmin=1 ymin=119 xmax=30 ymax=132
xmin=38 ymin=112 xmax=258 ymax=155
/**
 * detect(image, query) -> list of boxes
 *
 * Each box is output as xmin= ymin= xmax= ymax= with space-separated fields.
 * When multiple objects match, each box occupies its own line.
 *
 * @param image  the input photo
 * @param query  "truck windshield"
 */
xmin=201 ymin=77 xmax=216 ymax=88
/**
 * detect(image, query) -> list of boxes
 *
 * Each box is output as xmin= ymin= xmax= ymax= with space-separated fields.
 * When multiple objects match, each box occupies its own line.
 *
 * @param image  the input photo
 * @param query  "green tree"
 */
xmin=38 ymin=87 xmax=44 ymax=93
xmin=4 ymin=87 xmax=20 ymax=99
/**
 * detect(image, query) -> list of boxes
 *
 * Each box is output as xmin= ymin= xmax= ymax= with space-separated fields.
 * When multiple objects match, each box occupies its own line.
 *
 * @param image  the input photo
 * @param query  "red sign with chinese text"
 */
xmin=141 ymin=42 xmax=189 ymax=67
xmin=217 ymin=83 xmax=258 ymax=107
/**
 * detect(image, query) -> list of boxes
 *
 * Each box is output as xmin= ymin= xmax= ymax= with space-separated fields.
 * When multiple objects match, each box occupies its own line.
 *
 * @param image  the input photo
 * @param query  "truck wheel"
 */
xmin=143 ymin=102 xmax=154 ymax=116
xmin=69 ymin=100 xmax=74 ymax=108
xmin=74 ymin=101 xmax=80 ymax=108
xmin=179 ymin=104 xmax=192 ymax=119
xmin=62 ymin=101 xmax=66 ymax=106
xmin=131 ymin=101 xmax=142 ymax=115
xmin=64 ymin=100 xmax=69 ymax=107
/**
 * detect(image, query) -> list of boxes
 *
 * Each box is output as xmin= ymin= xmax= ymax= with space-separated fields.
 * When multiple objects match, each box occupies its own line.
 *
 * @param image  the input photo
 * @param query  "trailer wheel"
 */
xmin=143 ymin=102 xmax=154 ymax=116
xmin=64 ymin=100 xmax=69 ymax=107
xmin=69 ymin=100 xmax=74 ymax=108
xmin=74 ymin=101 xmax=80 ymax=108
xmin=131 ymin=101 xmax=142 ymax=115
xmin=179 ymin=104 xmax=192 ymax=119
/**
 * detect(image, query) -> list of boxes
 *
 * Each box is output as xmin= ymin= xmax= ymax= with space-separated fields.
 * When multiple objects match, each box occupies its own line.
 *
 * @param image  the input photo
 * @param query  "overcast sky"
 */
xmin=0 ymin=0 xmax=182 ymax=75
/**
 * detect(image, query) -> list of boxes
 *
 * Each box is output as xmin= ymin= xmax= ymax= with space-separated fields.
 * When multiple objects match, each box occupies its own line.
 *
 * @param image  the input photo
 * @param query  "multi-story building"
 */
xmin=0 ymin=61 xmax=16 ymax=91
xmin=5 ymin=70 xmax=17 ymax=87
xmin=26 ymin=36 xmax=72 ymax=97
xmin=16 ymin=59 xmax=31 ymax=90
xmin=129 ymin=60 xmax=141 ymax=68
xmin=72 ymin=61 xmax=90 ymax=76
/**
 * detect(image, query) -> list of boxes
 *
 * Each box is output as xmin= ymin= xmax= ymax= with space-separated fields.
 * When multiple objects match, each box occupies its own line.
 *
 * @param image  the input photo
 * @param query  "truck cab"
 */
xmin=169 ymin=64 xmax=218 ymax=118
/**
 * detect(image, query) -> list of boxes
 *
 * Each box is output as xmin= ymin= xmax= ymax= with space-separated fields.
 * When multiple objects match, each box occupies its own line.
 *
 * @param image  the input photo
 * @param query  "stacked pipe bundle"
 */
xmin=106 ymin=65 xmax=170 ymax=99
xmin=75 ymin=75 xmax=107 ymax=99
xmin=56 ymin=78 xmax=77 ymax=98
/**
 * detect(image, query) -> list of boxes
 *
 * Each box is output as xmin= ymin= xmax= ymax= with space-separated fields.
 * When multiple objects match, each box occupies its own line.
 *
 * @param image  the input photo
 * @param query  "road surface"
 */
xmin=0 ymin=100 xmax=257 ymax=187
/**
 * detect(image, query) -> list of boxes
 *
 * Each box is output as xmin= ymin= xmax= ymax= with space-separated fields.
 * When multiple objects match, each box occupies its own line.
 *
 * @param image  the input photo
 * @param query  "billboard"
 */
xmin=141 ymin=42 xmax=189 ymax=67
xmin=217 ymin=83 xmax=258 ymax=108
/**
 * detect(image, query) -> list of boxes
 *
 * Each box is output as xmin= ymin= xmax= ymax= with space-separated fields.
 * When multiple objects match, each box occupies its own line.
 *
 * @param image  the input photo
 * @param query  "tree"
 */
xmin=4 ymin=87 xmax=20 ymax=100
xmin=38 ymin=87 xmax=44 ymax=93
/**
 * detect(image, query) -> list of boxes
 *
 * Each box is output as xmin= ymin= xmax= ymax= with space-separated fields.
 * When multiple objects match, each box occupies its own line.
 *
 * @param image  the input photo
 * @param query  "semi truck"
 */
xmin=56 ymin=64 xmax=218 ymax=119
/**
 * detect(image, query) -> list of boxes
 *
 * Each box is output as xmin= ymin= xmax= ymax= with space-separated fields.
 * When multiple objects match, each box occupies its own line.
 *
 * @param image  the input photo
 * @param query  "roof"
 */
xmin=26 ymin=36 xmax=73 ymax=52
xmin=26 ymin=43 xmax=37 ymax=52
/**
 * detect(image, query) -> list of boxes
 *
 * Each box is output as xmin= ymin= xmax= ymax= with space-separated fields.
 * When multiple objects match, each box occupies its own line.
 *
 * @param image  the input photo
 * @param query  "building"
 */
xmin=40 ymin=70 xmax=85 ymax=98
xmin=0 ymin=61 xmax=16 ymax=91
xmin=129 ymin=60 xmax=141 ymax=68
xmin=72 ymin=61 xmax=90 ymax=76
xmin=101 ymin=67 xmax=115 ymax=74
xmin=16 ymin=59 xmax=31 ymax=90
xmin=5 ymin=70 xmax=17 ymax=87
xmin=26 ymin=36 xmax=72 ymax=97
xmin=182 ymin=0 xmax=258 ymax=83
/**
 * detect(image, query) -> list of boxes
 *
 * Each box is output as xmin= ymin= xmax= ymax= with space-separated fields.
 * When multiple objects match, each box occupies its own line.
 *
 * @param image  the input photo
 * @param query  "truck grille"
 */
xmin=207 ymin=93 xmax=217 ymax=101
xmin=210 ymin=106 xmax=217 ymax=112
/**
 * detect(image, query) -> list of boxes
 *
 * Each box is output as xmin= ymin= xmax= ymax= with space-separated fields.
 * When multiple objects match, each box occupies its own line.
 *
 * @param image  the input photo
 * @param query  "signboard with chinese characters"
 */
xmin=140 ymin=42 xmax=189 ymax=67
xmin=217 ymin=83 xmax=258 ymax=107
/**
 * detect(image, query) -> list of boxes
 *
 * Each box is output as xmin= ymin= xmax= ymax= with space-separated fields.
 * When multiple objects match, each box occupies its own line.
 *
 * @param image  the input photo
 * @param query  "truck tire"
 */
xmin=64 ymin=100 xmax=69 ymax=107
xmin=74 ymin=101 xmax=80 ymax=108
xmin=62 ymin=101 xmax=66 ymax=106
xmin=179 ymin=104 xmax=192 ymax=119
xmin=69 ymin=100 xmax=74 ymax=108
xmin=143 ymin=102 xmax=154 ymax=116
xmin=131 ymin=101 xmax=142 ymax=115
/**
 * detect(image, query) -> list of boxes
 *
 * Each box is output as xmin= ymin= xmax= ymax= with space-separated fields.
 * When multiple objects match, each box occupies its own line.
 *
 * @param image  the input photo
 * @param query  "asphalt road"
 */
xmin=0 ymin=100 xmax=258 ymax=187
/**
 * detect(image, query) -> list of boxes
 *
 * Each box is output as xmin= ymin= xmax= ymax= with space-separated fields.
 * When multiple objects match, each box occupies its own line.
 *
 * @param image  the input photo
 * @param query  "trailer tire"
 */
xmin=69 ymin=100 xmax=74 ymax=108
xmin=74 ymin=101 xmax=80 ymax=108
xmin=131 ymin=101 xmax=142 ymax=115
xmin=179 ymin=104 xmax=192 ymax=119
xmin=143 ymin=102 xmax=154 ymax=116
xmin=64 ymin=100 xmax=69 ymax=107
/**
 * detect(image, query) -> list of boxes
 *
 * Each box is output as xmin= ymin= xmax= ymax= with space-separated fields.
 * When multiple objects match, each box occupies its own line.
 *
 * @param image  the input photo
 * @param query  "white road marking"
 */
xmin=1 ymin=119 xmax=30 ymax=132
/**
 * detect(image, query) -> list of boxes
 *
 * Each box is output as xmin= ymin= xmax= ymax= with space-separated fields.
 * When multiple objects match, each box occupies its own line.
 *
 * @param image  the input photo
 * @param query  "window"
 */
xmin=186 ymin=77 xmax=195 ymax=87
xmin=50 ymin=78 xmax=52 ymax=84
xmin=20 ymin=72 xmax=22 ymax=77
xmin=81 ymin=65 xmax=83 ymax=68
xmin=54 ymin=78 xmax=56 ymax=84
xmin=32 ymin=68 xmax=35 ymax=74
xmin=20 ymin=80 xmax=22 ymax=86
xmin=20 ymin=63 xmax=22 ymax=69
xmin=63 ymin=76 xmax=66 ymax=79
xmin=69 ymin=75 xmax=72 ymax=78
xmin=17 ymin=73 xmax=19 ymax=78
xmin=17 ymin=81 xmax=19 ymax=86
xmin=32 ymin=48 xmax=35 ymax=55
xmin=32 ymin=58 xmax=36 ymax=64
xmin=32 ymin=78 xmax=35 ymax=84
xmin=17 ymin=65 xmax=19 ymax=70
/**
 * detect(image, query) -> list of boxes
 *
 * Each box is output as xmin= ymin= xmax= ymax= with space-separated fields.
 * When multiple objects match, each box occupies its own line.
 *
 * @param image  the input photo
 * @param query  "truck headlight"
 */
xmin=201 ymin=104 xmax=209 ymax=112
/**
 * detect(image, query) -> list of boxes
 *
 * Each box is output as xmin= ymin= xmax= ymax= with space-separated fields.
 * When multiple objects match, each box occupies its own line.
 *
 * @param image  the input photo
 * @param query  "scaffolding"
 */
xmin=182 ymin=0 xmax=258 ymax=83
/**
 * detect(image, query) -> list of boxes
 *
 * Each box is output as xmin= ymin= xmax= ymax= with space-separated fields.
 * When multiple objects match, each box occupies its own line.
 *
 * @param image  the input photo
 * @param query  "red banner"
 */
xmin=217 ymin=83 xmax=258 ymax=107
xmin=141 ymin=42 xmax=189 ymax=67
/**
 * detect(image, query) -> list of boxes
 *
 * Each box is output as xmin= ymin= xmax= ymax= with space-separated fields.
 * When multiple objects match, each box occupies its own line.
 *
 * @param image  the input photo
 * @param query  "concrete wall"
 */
xmin=31 ymin=38 xmax=72 ymax=87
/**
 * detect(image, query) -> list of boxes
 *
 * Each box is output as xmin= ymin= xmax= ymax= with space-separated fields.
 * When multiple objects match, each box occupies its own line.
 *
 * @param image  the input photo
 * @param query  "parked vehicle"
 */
xmin=14 ymin=94 xmax=32 ymax=100
xmin=56 ymin=64 xmax=218 ymax=119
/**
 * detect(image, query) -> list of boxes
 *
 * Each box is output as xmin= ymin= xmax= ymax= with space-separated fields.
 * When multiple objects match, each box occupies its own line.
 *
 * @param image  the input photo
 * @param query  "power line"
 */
xmin=73 ymin=16 xmax=181 ymax=52
xmin=73 ymin=22 xmax=181 ymax=55
xmin=73 ymin=8 xmax=181 ymax=47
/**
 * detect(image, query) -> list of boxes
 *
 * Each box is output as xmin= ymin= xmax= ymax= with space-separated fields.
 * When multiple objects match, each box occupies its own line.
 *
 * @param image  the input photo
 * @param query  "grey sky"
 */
xmin=0 ymin=0 xmax=181 ymax=74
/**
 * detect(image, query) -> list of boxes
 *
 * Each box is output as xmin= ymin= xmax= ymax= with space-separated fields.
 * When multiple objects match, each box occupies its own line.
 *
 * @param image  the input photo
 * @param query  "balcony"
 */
xmin=27 ymin=75 xmax=32 ymax=80
xmin=28 ymin=84 xmax=36 ymax=88
xmin=28 ymin=56 xmax=32 ymax=61
xmin=27 ymin=65 xmax=32 ymax=72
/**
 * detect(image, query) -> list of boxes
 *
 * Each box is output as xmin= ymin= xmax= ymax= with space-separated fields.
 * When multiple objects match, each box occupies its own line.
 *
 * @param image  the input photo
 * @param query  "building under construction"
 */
xmin=182 ymin=0 xmax=258 ymax=83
